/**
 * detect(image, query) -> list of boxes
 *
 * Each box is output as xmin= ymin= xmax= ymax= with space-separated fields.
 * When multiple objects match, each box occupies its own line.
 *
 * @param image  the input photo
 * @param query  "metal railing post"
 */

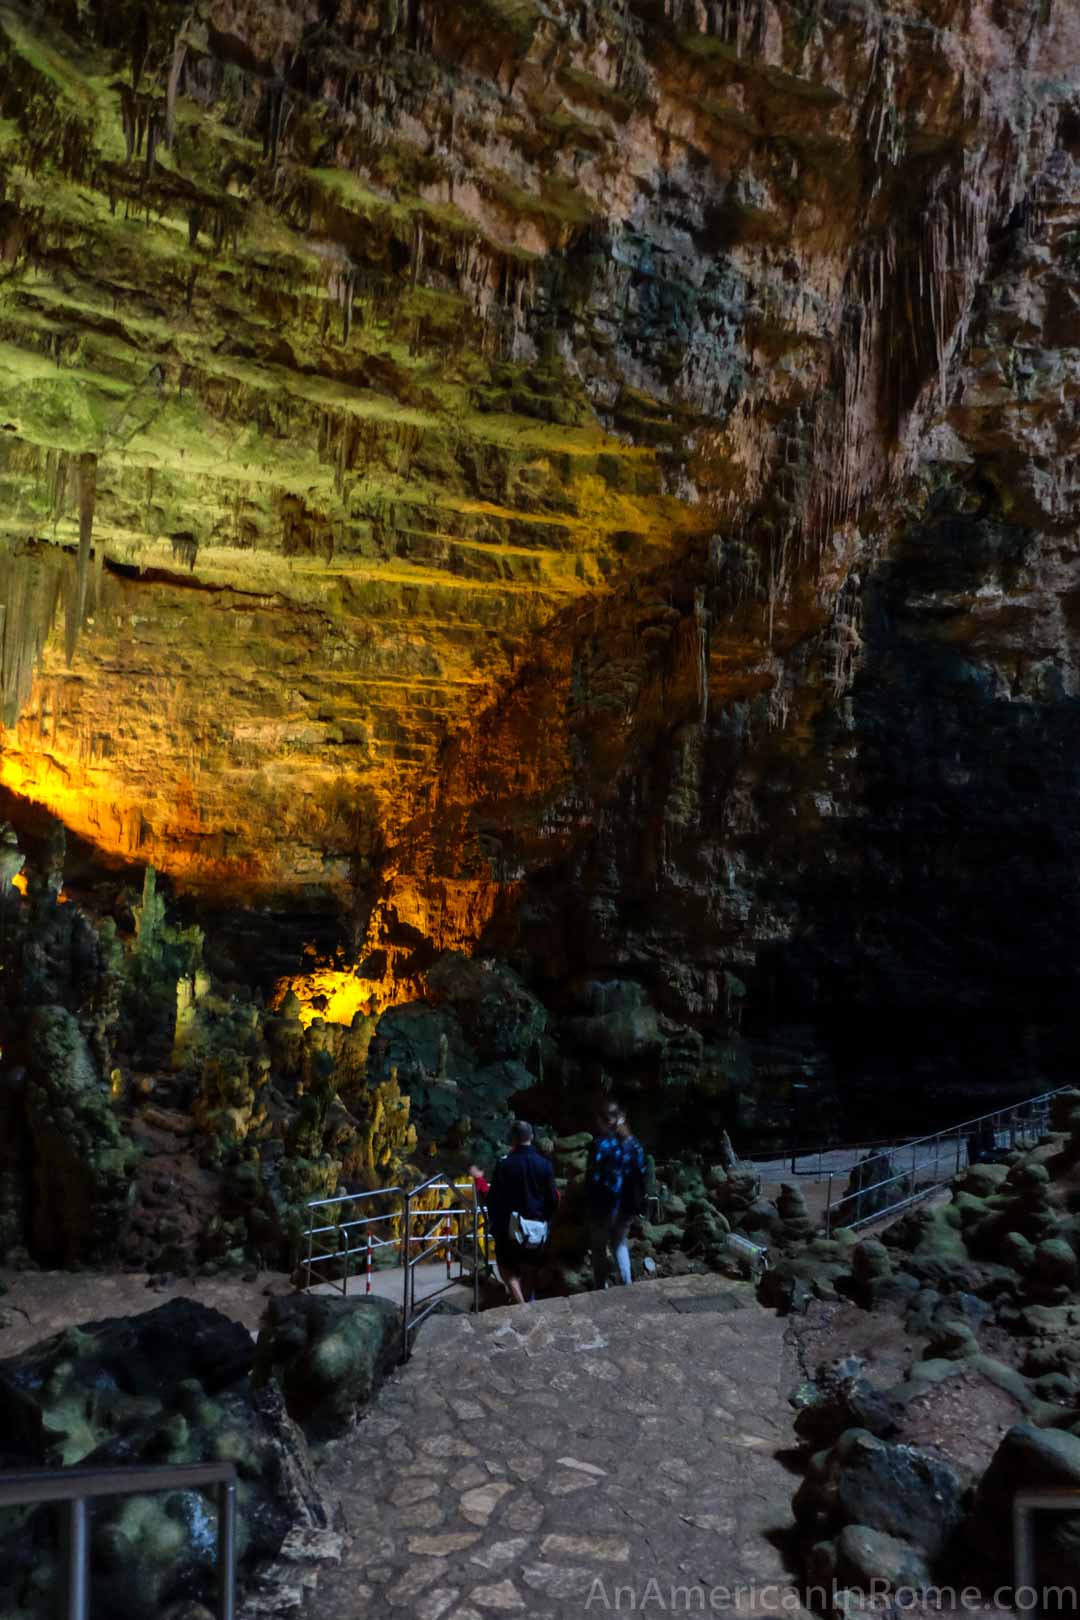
xmin=401 ymin=1189 xmax=412 ymax=1363
xmin=340 ymin=1222 xmax=350 ymax=1298
xmin=472 ymin=1191 xmax=480 ymax=1316
xmin=61 ymin=1497 xmax=89 ymax=1620
xmin=217 ymin=1479 xmax=236 ymax=1620
xmin=4 ymin=1460 xmax=238 ymax=1620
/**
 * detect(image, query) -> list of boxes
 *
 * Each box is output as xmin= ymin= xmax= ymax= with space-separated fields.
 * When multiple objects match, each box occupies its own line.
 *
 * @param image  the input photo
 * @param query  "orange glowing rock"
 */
xmin=277 ymin=967 xmax=400 ymax=1031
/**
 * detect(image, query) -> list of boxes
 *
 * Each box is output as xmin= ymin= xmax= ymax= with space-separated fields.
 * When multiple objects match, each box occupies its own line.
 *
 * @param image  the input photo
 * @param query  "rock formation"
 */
xmin=0 ymin=0 xmax=1077 ymax=1144
xmin=0 ymin=1298 xmax=335 ymax=1619
xmin=783 ymin=1103 xmax=1080 ymax=1603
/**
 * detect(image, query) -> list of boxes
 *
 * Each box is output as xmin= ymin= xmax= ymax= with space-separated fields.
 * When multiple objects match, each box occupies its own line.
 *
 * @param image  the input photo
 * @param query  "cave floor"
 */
xmin=311 ymin=1263 xmax=477 ymax=1313
xmin=0 ymin=1265 xmax=295 ymax=1352
xmin=308 ymin=1273 xmax=809 ymax=1620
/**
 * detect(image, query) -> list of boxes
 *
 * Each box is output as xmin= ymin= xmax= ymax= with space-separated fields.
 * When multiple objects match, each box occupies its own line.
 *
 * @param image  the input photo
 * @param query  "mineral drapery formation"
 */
xmin=0 ymin=0 xmax=1078 ymax=1103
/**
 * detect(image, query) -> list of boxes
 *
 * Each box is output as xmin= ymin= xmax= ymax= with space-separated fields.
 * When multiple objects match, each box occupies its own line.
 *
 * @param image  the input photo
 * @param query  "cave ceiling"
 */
xmin=0 ymin=0 xmax=1078 ymax=997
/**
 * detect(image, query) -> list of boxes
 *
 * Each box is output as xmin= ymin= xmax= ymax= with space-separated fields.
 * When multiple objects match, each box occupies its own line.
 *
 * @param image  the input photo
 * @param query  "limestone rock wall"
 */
xmin=0 ymin=0 xmax=1078 ymax=1115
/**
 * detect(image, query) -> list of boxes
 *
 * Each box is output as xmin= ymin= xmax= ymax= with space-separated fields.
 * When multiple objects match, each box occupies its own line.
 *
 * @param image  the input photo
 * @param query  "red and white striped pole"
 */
xmin=366 ymin=1232 xmax=373 ymax=1296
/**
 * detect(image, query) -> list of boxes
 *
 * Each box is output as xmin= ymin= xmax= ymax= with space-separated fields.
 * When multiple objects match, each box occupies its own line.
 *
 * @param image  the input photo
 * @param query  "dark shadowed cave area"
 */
xmin=760 ymin=483 xmax=1080 ymax=1133
xmin=1 ymin=0 xmax=1080 ymax=1614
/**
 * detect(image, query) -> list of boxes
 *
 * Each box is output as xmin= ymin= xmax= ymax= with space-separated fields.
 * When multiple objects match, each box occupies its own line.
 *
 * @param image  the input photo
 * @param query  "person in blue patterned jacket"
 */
xmin=585 ymin=1098 xmax=647 ymax=1289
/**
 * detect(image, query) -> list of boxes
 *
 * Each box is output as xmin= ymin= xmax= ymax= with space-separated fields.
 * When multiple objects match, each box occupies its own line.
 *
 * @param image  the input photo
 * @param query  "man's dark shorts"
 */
xmin=494 ymin=1237 xmax=543 ymax=1274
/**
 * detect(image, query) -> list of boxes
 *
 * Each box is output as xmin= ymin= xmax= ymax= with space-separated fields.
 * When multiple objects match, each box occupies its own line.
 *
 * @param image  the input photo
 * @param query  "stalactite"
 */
xmin=130 ymin=4 xmax=149 ymax=94
xmin=121 ymin=87 xmax=136 ymax=163
xmin=91 ymin=529 xmax=105 ymax=609
xmin=171 ymin=535 xmax=198 ymax=571
xmin=825 ymin=575 xmax=863 ymax=697
xmin=0 ymin=546 xmax=65 ymax=727
xmin=411 ymin=218 xmax=425 ymax=289
xmin=766 ymin=526 xmax=793 ymax=645
xmin=49 ymin=449 xmax=68 ymax=528
xmin=67 ymin=452 xmax=96 ymax=666
xmin=265 ymin=83 xmax=287 ymax=169
xmin=694 ymin=586 xmax=709 ymax=726
xmin=165 ymin=29 xmax=188 ymax=149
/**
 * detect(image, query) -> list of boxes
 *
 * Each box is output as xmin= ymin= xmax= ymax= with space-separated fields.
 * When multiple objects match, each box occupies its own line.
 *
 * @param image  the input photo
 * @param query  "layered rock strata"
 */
xmin=0 ymin=0 xmax=1078 ymax=1106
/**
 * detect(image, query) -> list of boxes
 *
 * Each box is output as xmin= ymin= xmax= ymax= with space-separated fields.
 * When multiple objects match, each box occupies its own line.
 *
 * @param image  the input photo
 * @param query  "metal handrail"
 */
xmin=410 ymin=1168 xmax=463 ymax=1197
xmin=401 ymin=1172 xmax=482 ymax=1362
xmin=300 ymin=1177 xmax=487 ymax=1356
xmin=301 ymin=1180 xmax=481 ymax=1295
xmin=860 ymin=1087 xmax=1067 ymax=1158
xmin=304 ymin=1185 xmax=405 ymax=1210
xmin=0 ymin=1462 xmax=237 ymax=1620
xmin=822 ymin=1089 xmax=1061 ymax=1235
xmin=784 ymin=1086 xmax=1071 ymax=1181
xmin=784 ymin=1133 xmax=922 ymax=1175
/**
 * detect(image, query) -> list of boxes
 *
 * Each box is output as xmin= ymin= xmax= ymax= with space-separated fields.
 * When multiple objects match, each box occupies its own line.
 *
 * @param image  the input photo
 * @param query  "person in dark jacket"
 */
xmin=586 ymin=1099 xmax=647 ymax=1289
xmin=470 ymin=1120 xmax=558 ymax=1305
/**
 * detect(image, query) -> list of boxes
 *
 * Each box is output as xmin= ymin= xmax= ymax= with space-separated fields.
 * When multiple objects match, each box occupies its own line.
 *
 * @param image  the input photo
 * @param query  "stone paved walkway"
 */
xmin=309 ymin=1273 xmax=808 ymax=1620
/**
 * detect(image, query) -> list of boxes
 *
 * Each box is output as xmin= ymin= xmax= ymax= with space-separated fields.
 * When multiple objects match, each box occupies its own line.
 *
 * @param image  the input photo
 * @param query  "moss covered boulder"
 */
xmin=0 ymin=1299 xmax=329 ymax=1619
xmin=255 ymin=1294 xmax=401 ymax=1441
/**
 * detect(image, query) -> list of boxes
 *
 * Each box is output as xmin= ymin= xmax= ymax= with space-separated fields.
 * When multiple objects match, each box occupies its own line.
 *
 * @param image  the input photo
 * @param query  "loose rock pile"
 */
xmin=784 ymin=1092 xmax=1080 ymax=1606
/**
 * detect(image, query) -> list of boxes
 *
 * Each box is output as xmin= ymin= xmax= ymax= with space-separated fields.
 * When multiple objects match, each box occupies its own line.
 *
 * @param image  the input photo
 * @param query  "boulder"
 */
xmin=840 ymin=1152 xmax=906 ymax=1225
xmin=424 ymin=953 xmax=547 ymax=1066
xmin=905 ymin=1288 xmax=992 ymax=1339
xmin=834 ymin=1524 xmax=934 ymax=1591
xmin=1032 ymin=1238 xmax=1078 ymax=1300
xmin=563 ymin=1004 xmax=663 ymax=1063
xmin=759 ymin=1240 xmax=852 ymax=1314
xmin=777 ymin=1183 xmax=813 ymax=1243
xmin=923 ymin=1322 xmax=979 ymax=1361
xmin=792 ymin=1357 xmax=905 ymax=1447
xmin=255 ymin=1294 xmax=401 ymax=1440
xmin=794 ymin=1428 xmax=968 ymax=1562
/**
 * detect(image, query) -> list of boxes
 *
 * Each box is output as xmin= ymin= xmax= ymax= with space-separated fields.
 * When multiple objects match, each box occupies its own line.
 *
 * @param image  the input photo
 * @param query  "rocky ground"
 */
xmin=2 ymin=1098 xmax=1079 ymax=1618
xmin=788 ymin=1296 xmax=1029 ymax=1482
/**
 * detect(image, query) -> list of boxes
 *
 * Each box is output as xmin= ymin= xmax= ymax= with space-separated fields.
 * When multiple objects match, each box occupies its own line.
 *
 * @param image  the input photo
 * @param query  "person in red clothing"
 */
xmin=470 ymin=1168 xmax=491 ymax=1199
xmin=470 ymin=1120 xmax=558 ymax=1305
